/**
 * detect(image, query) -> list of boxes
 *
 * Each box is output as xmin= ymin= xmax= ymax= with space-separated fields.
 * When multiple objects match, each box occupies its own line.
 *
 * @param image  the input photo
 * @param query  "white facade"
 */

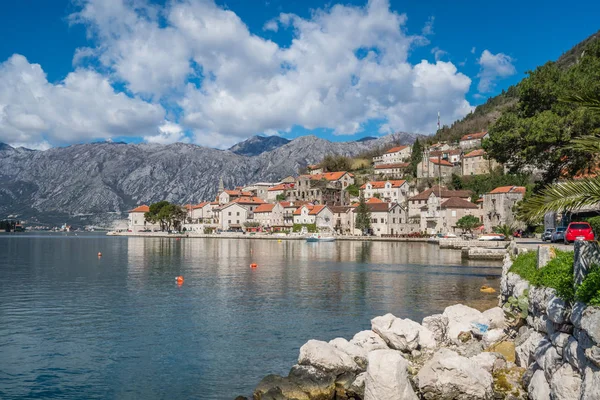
xmin=373 ymin=146 xmax=412 ymax=166
xmin=219 ymin=203 xmax=250 ymax=230
xmin=128 ymin=210 xmax=161 ymax=233
xmin=361 ymin=180 xmax=409 ymax=204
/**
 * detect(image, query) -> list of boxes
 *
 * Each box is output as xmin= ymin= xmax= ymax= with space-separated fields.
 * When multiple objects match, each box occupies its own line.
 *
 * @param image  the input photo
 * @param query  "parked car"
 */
xmin=564 ymin=222 xmax=595 ymax=244
xmin=550 ymin=226 xmax=566 ymax=243
xmin=541 ymin=228 xmax=554 ymax=242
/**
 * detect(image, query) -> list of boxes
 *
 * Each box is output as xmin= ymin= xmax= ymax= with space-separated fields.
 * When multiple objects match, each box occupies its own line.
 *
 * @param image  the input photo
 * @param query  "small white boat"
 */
xmin=305 ymin=233 xmax=336 ymax=242
xmin=478 ymin=234 xmax=506 ymax=241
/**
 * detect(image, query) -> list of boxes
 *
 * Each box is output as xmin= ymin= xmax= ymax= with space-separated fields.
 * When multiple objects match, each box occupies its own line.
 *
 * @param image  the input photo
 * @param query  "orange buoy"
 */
xmin=250 ymin=263 xmax=258 ymax=268
xmin=97 ymin=252 xmax=102 ymax=257
xmin=176 ymin=276 xmax=184 ymax=284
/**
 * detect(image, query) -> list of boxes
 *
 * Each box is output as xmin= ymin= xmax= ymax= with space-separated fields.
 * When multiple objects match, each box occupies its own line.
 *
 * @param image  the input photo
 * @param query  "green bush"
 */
xmin=586 ymin=216 xmax=600 ymax=238
xmin=576 ymin=264 xmax=600 ymax=306
xmin=292 ymin=223 xmax=317 ymax=233
xmin=509 ymin=251 xmax=538 ymax=282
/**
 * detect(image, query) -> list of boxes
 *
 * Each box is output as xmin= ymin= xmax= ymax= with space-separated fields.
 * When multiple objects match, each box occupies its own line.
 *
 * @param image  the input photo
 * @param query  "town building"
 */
xmin=360 ymin=180 xmax=410 ymax=204
xmin=482 ymin=186 xmax=526 ymax=231
xmin=267 ymin=183 xmax=294 ymax=202
xmin=292 ymin=204 xmax=335 ymax=231
xmin=307 ymin=165 xmax=324 ymax=175
xmin=459 ymin=131 xmax=488 ymax=149
xmin=217 ymin=189 xmax=254 ymax=205
xmin=215 ymin=197 xmax=265 ymax=231
xmin=374 ymin=162 xmax=409 ymax=178
xmin=288 ymin=172 xmax=354 ymax=206
xmin=462 ymin=149 xmax=499 ymax=176
xmin=242 ymin=183 xmax=276 ymax=200
xmin=253 ymin=203 xmax=285 ymax=230
xmin=331 ymin=206 xmax=354 ymax=234
xmin=407 ymin=186 xmax=473 ymax=226
xmin=430 ymin=149 xmax=463 ymax=165
xmin=128 ymin=205 xmax=161 ymax=232
xmin=351 ymin=201 xmax=416 ymax=236
xmin=416 ymin=157 xmax=456 ymax=180
xmin=429 ymin=143 xmax=452 ymax=152
xmin=373 ymin=145 xmax=412 ymax=166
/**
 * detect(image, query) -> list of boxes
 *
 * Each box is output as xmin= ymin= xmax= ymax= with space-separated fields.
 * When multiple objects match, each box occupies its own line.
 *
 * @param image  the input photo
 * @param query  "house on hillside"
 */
xmin=128 ymin=205 xmax=161 ymax=232
xmin=307 ymin=165 xmax=324 ymax=175
xmin=216 ymin=197 xmax=265 ymax=231
xmin=462 ymin=149 xmax=500 ymax=176
xmin=430 ymin=149 xmax=463 ymax=166
xmin=416 ymin=157 xmax=456 ymax=180
xmin=218 ymin=189 xmax=254 ymax=205
xmin=242 ymin=183 xmax=276 ymax=200
xmin=267 ymin=183 xmax=294 ymax=201
xmin=459 ymin=131 xmax=488 ymax=149
xmin=373 ymin=145 xmax=412 ymax=166
xmin=407 ymin=186 xmax=473 ymax=228
xmin=483 ymin=186 xmax=526 ymax=231
xmin=293 ymin=204 xmax=334 ymax=231
xmin=374 ymin=162 xmax=410 ymax=178
xmin=288 ymin=172 xmax=354 ymax=206
xmin=360 ymin=180 xmax=410 ymax=204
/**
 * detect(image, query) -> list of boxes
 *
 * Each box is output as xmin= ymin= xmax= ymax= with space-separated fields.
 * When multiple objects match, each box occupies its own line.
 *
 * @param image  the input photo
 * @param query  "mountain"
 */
xmin=0 ymin=132 xmax=416 ymax=226
xmin=356 ymin=136 xmax=377 ymax=142
xmin=434 ymin=29 xmax=600 ymax=144
xmin=228 ymin=135 xmax=290 ymax=156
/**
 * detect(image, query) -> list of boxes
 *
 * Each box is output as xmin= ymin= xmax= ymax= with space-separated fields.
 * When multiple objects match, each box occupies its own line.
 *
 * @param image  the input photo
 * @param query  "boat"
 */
xmin=478 ymin=234 xmax=506 ymax=241
xmin=305 ymin=233 xmax=336 ymax=242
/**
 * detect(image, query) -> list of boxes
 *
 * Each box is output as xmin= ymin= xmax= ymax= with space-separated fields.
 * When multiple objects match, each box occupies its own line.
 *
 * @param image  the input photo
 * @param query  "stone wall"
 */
xmin=500 ymin=241 xmax=600 ymax=399
xmin=439 ymin=238 xmax=509 ymax=250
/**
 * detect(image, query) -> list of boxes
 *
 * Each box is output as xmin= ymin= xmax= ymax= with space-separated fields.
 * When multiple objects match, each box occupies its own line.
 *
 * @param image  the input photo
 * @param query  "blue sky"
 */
xmin=0 ymin=0 xmax=598 ymax=149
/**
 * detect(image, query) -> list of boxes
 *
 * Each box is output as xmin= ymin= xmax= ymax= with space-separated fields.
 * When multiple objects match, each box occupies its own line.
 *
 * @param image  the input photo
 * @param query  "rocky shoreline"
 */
xmin=239 ymin=241 xmax=600 ymax=400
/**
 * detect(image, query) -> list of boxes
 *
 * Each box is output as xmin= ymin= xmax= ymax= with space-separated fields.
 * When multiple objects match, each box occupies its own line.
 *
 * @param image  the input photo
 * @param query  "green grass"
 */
xmin=509 ymin=251 xmax=538 ymax=282
xmin=576 ymin=264 xmax=600 ymax=306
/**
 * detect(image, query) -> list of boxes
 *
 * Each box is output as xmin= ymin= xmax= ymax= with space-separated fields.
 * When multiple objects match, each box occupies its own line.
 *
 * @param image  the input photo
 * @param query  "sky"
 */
xmin=0 ymin=0 xmax=598 ymax=150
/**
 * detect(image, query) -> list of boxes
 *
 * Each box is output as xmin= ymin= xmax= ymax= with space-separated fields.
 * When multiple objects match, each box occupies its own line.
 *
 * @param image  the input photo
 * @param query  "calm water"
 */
xmin=0 ymin=233 xmax=501 ymax=399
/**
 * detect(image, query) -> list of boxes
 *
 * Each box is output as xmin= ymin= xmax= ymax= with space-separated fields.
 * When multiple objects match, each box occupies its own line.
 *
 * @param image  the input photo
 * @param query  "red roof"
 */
xmin=129 ymin=205 xmax=149 ymax=213
xmin=360 ymin=180 xmax=407 ymax=189
xmin=254 ymin=204 xmax=275 ymax=213
xmin=268 ymin=183 xmax=293 ymax=191
xmin=231 ymin=197 xmax=266 ymax=205
xmin=293 ymin=205 xmax=312 ymax=215
xmin=489 ymin=186 xmax=527 ymax=194
xmin=224 ymin=190 xmax=253 ymax=196
xmin=366 ymin=197 xmax=385 ymax=203
xmin=280 ymin=201 xmax=309 ymax=208
xmin=301 ymin=171 xmax=349 ymax=181
xmin=374 ymin=162 xmax=409 ymax=170
xmin=441 ymin=197 xmax=478 ymax=209
xmin=429 ymin=157 xmax=454 ymax=167
xmin=309 ymin=205 xmax=328 ymax=215
xmin=464 ymin=149 xmax=486 ymax=158
xmin=385 ymin=145 xmax=409 ymax=154
xmin=210 ymin=201 xmax=219 ymax=205
xmin=192 ymin=201 xmax=210 ymax=209
xmin=460 ymin=131 xmax=488 ymax=141
xmin=307 ymin=164 xmax=321 ymax=170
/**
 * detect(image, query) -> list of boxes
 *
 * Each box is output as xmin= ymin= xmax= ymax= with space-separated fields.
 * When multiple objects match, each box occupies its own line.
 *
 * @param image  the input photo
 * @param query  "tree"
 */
xmin=355 ymin=193 xmax=371 ymax=234
xmin=276 ymin=193 xmax=286 ymax=201
xmin=145 ymin=201 xmax=186 ymax=231
xmin=456 ymin=215 xmax=482 ymax=234
xmin=346 ymin=184 xmax=360 ymax=197
xmin=409 ymin=139 xmax=423 ymax=177
xmin=494 ymin=224 xmax=514 ymax=239
xmin=320 ymin=154 xmax=352 ymax=172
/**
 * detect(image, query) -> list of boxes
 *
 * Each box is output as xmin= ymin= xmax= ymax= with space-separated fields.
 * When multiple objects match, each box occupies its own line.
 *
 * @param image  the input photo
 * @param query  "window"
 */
xmin=452 ymin=210 xmax=456 ymax=217
xmin=228 ymin=212 xmax=232 ymax=216
xmin=393 ymin=218 xmax=396 ymax=223
xmin=237 ymin=212 xmax=240 ymax=216
xmin=237 ymin=220 xmax=239 ymax=224
xmin=380 ymin=218 xmax=384 ymax=223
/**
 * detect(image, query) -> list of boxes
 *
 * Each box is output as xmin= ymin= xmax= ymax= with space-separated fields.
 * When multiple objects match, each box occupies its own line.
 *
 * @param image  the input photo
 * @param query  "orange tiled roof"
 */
xmin=268 ymin=183 xmax=292 ymax=191
xmin=464 ymin=149 xmax=486 ymax=158
xmin=231 ymin=197 xmax=266 ymax=205
xmin=254 ymin=204 xmax=275 ymax=213
xmin=460 ymin=131 xmax=488 ymax=141
xmin=301 ymin=171 xmax=349 ymax=181
xmin=360 ymin=180 xmax=407 ymax=189
xmin=129 ymin=205 xmax=149 ymax=213
xmin=489 ymin=186 xmax=527 ymax=194
xmin=441 ymin=197 xmax=479 ymax=209
xmin=429 ymin=157 xmax=454 ymax=167
xmin=385 ymin=145 xmax=409 ymax=154
xmin=409 ymin=186 xmax=472 ymax=201
xmin=307 ymin=164 xmax=321 ymax=170
xmin=366 ymin=197 xmax=385 ymax=203
xmin=374 ymin=162 xmax=409 ymax=170
xmin=210 ymin=201 xmax=219 ymax=205
xmin=192 ymin=201 xmax=210 ymax=209
xmin=224 ymin=190 xmax=253 ymax=196
xmin=293 ymin=205 xmax=313 ymax=215
xmin=309 ymin=205 xmax=327 ymax=215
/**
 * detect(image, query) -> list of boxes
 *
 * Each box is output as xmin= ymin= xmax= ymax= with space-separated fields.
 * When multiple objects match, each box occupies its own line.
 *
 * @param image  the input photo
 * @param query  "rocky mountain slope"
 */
xmin=0 ymin=132 xmax=415 ymax=226
xmin=228 ymin=135 xmax=291 ymax=156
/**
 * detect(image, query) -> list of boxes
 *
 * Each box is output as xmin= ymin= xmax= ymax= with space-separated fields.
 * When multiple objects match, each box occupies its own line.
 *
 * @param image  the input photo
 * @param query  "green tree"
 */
xmin=276 ymin=193 xmax=286 ymax=201
xmin=456 ymin=215 xmax=482 ymax=234
xmin=320 ymin=154 xmax=353 ymax=172
xmin=409 ymin=139 xmax=423 ymax=177
xmin=346 ymin=184 xmax=360 ymax=197
xmin=494 ymin=224 xmax=514 ymax=239
xmin=145 ymin=201 xmax=186 ymax=232
xmin=355 ymin=193 xmax=371 ymax=234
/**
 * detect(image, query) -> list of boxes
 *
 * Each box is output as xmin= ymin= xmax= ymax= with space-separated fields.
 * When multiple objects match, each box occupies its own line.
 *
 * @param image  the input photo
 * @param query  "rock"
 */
xmin=417 ymin=348 xmax=494 ymax=399
xmin=551 ymin=332 xmax=571 ymax=353
xmin=371 ymin=314 xmax=436 ymax=352
xmin=571 ymin=302 xmax=586 ymax=328
xmin=522 ymin=362 xmax=539 ymax=389
xmin=515 ymin=329 xmax=544 ymax=368
xmin=234 ymin=396 xmax=249 ymax=400
xmin=580 ymin=307 xmax=600 ymax=344
xmin=348 ymin=372 xmax=365 ymax=398
xmin=547 ymin=295 xmax=569 ymax=324
xmin=287 ymin=365 xmax=336 ymax=400
xmin=458 ymin=331 xmax=472 ymax=343
xmin=364 ymin=350 xmax=417 ymax=400
xmin=482 ymin=307 xmax=507 ymax=330
xmin=443 ymin=304 xmax=485 ymax=342
xmin=537 ymin=245 xmax=556 ymax=269
xmin=534 ymin=338 xmax=563 ymax=382
xmin=550 ymin=363 xmax=582 ymax=400
xmin=329 ymin=338 xmax=368 ymax=370
xmin=528 ymin=370 xmax=551 ymax=400
xmin=471 ymin=352 xmax=502 ymax=373
xmin=254 ymin=375 xmax=309 ymax=400
xmin=585 ymin=346 xmax=600 ymax=368
xmin=298 ymin=340 xmax=360 ymax=374
xmin=489 ymin=341 xmax=516 ymax=363
xmin=349 ymin=330 xmax=389 ymax=353
xmin=422 ymin=314 xmax=449 ymax=343
xmin=457 ymin=340 xmax=485 ymax=358
xmin=529 ymin=286 xmax=556 ymax=316
xmin=492 ymin=366 xmax=527 ymax=399
xmin=513 ymin=280 xmax=530 ymax=298
xmin=581 ymin=365 xmax=600 ymax=400
xmin=483 ymin=328 xmax=505 ymax=347
xmin=575 ymin=328 xmax=595 ymax=350
xmin=563 ymin=336 xmax=588 ymax=374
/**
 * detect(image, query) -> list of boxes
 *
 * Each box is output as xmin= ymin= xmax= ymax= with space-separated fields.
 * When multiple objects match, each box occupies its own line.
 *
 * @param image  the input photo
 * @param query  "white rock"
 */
xmin=483 ymin=328 xmax=505 ymax=347
xmin=417 ymin=348 xmax=494 ymax=400
xmin=513 ymin=280 xmax=530 ymax=298
xmin=482 ymin=307 xmax=506 ymax=329
xmin=534 ymin=338 xmax=563 ymax=382
xmin=581 ymin=365 xmax=600 ymax=400
xmin=349 ymin=330 xmax=389 ymax=353
xmin=551 ymin=332 xmax=571 ymax=352
xmin=528 ymin=369 xmax=551 ymax=400
xmin=470 ymin=352 xmax=501 ymax=373
xmin=329 ymin=338 xmax=368 ymax=370
xmin=547 ymin=295 xmax=569 ymax=324
xmin=371 ymin=314 xmax=436 ymax=352
xmin=442 ymin=304 xmax=485 ymax=342
xmin=550 ymin=363 xmax=582 ymax=400
xmin=422 ymin=314 xmax=448 ymax=343
xmin=563 ymin=336 xmax=587 ymax=374
xmin=580 ymin=307 xmax=600 ymax=344
xmin=298 ymin=340 xmax=360 ymax=373
xmin=515 ymin=329 xmax=545 ymax=368
xmin=364 ymin=350 xmax=417 ymax=400
xmin=349 ymin=372 xmax=365 ymax=397
xmin=571 ymin=302 xmax=586 ymax=328
xmin=529 ymin=286 xmax=556 ymax=315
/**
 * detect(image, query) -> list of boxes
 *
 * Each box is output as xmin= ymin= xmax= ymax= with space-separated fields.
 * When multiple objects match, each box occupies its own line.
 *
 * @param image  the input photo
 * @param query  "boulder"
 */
xmin=550 ymin=363 xmax=582 ymax=400
xmin=422 ymin=314 xmax=449 ymax=342
xmin=417 ymin=348 xmax=494 ymax=400
xmin=563 ymin=336 xmax=587 ymax=374
xmin=371 ymin=314 xmax=436 ymax=352
xmin=581 ymin=365 xmax=600 ymax=400
xmin=349 ymin=330 xmax=389 ymax=353
xmin=489 ymin=341 xmax=516 ymax=363
xmin=571 ymin=302 xmax=586 ymax=328
xmin=585 ymin=346 xmax=600 ymax=368
xmin=580 ymin=307 xmax=600 ymax=344
xmin=287 ymin=365 xmax=336 ymax=400
xmin=364 ymin=350 xmax=417 ymax=400
xmin=547 ymin=295 xmax=569 ymax=325
xmin=443 ymin=304 xmax=485 ymax=342
xmin=550 ymin=332 xmax=571 ymax=353
xmin=522 ymin=362 xmax=540 ymax=389
xmin=515 ymin=329 xmax=545 ymax=368
xmin=298 ymin=340 xmax=360 ymax=374
xmin=528 ymin=369 xmax=551 ymax=400
xmin=513 ymin=280 xmax=530 ymax=298
xmin=329 ymin=338 xmax=368 ymax=370
xmin=483 ymin=328 xmax=505 ymax=347
xmin=528 ymin=286 xmax=556 ymax=315
xmin=533 ymin=338 xmax=563 ymax=382
xmin=482 ymin=307 xmax=507 ymax=330
xmin=348 ymin=372 xmax=365 ymax=398
xmin=254 ymin=375 xmax=309 ymax=400
xmin=470 ymin=352 xmax=502 ymax=373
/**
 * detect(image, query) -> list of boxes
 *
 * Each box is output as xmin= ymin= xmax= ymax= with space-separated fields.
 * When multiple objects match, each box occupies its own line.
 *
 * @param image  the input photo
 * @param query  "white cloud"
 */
xmin=422 ymin=16 xmax=434 ymax=35
xmin=471 ymin=46 xmax=476 ymax=54
xmin=431 ymin=46 xmax=447 ymax=61
xmin=477 ymin=49 xmax=516 ymax=92
xmin=144 ymin=121 xmax=189 ymax=144
xmin=0 ymin=54 xmax=165 ymax=148
xmin=263 ymin=19 xmax=279 ymax=32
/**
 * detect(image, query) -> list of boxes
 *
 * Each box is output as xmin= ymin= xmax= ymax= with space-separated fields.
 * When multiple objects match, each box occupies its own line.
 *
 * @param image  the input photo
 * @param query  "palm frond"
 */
xmin=517 ymin=176 xmax=600 ymax=222
xmin=561 ymin=93 xmax=600 ymax=113
xmin=570 ymin=134 xmax=600 ymax=153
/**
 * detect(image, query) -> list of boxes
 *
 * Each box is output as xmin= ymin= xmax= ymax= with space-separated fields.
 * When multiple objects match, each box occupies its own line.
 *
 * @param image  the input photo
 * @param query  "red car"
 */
xmin=564 ymin=222 xmax=595 ymax=244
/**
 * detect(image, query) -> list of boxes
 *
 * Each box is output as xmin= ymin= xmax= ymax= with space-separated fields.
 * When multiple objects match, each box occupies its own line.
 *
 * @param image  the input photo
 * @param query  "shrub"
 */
xmin=509 ymin=251 xmax=537 ymax=282
xmin=587 ymin=216 xmax=600 ymax=238
xmin=576 ymin=264 xmax=600 ymax=306
xmin=535 ymin=250 xmax=575 ymax=302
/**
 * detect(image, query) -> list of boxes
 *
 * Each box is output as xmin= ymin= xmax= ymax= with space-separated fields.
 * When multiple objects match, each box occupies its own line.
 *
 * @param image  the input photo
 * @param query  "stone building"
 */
xmin=373 ymin=145 xmax=412 ymax=166
xmin=482 ymin=186 xmax=526 ymax=231
xmin=374 ymin=162 xmax=409 ymax=178
xmin=128 ymin=205 xmax=161 ymax=232
xmin=417 ymin=157 xmax=456 ymax=181
xmin=462 ymin=149 xmax=500 ymax=176
xmin=360 ymin=180 xmax=410 ymax=204
xmin=288 ymin=172 xmax=354 ymax=206
xmin=459 ymin=131 xmax=488 ymax=149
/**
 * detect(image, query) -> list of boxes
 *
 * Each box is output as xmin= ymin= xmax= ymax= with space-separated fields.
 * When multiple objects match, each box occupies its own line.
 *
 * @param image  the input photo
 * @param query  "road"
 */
xmin=514 ymin=237 xmax=572 ymax=251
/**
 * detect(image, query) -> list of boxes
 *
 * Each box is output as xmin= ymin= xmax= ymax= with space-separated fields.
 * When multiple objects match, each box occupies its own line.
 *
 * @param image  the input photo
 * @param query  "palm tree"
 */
xmin=517 ymin=93 xmax=600 ymax=222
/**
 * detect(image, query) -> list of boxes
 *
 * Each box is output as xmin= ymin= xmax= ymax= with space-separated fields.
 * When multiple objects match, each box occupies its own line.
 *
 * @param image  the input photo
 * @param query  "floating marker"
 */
xmin=250 ymin=263 xmax=258 ymax=268
xmin=176 ymin=276 xmax=184 ymax=284
xmin=97 ymin=252 xmax=102 ymax=257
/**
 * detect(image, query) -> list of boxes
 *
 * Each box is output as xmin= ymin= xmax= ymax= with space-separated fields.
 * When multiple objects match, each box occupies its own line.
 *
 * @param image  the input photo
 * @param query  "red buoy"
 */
xmin=250 ymin=263 xmax=258 ymax=268
xmin=176 ymin=276 xmax=184 ymax=284
xmin=97 ymin=252 xmax=102 ymax=257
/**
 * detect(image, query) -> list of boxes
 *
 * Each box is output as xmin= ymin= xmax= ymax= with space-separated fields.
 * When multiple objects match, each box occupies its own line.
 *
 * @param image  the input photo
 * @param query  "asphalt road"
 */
xmin=515 ymin=237 xmax=572 ymax=251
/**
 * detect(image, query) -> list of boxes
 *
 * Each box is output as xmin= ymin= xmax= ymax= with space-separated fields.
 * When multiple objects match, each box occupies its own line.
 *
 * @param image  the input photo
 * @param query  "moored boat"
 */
xmin=305 ymin=233 xmax=336 ymax=242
